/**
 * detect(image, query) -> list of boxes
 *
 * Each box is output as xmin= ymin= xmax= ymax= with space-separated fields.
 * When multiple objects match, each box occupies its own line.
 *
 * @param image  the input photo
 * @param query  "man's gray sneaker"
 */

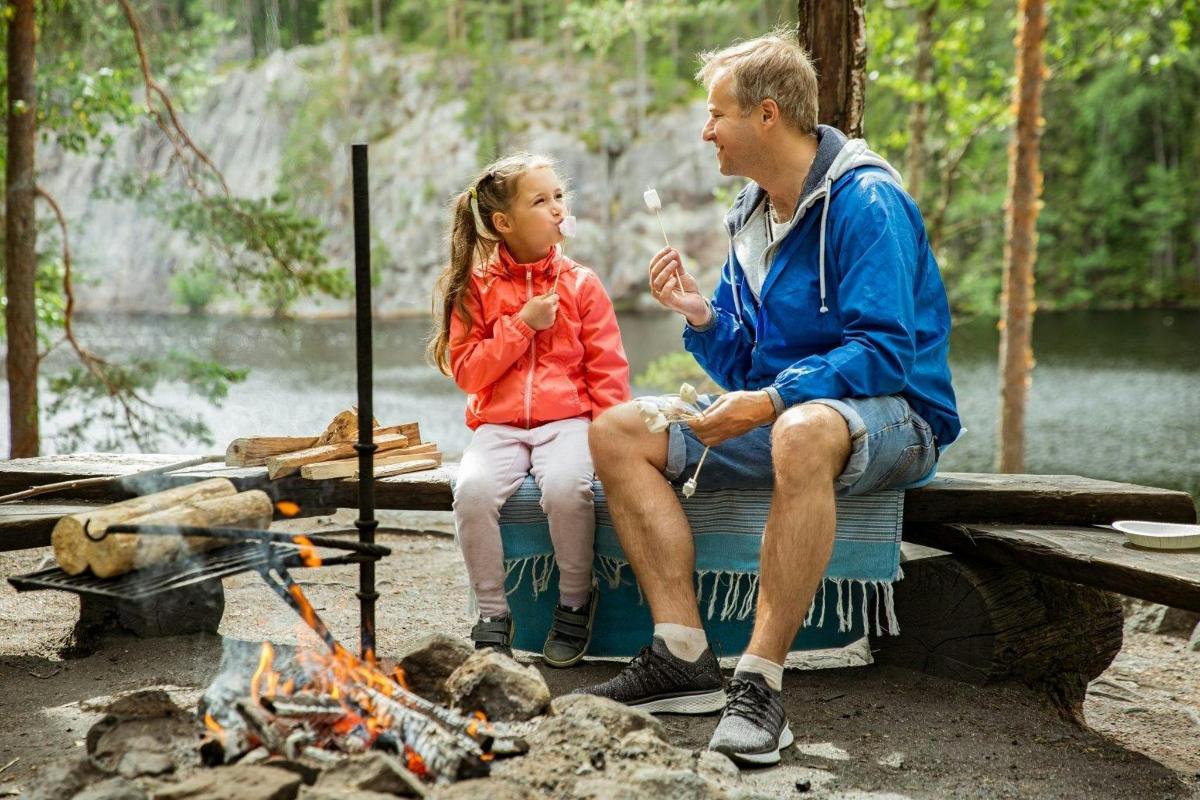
xmin=708 ymin=671 xmax=792 ymax=766
xmin=572 ymin=636 xmax=726 ymax=714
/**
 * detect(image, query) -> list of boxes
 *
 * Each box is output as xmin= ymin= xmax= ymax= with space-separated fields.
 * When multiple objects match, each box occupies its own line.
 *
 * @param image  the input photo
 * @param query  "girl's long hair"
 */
xmin=427 ymin=153 xmax=554 ymax=376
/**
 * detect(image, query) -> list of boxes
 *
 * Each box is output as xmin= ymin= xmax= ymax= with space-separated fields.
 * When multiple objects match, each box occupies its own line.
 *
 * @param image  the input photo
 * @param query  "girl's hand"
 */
xmin=519 ymin=292 xmax=559 ymax=331
xmin=649 ymin=247 xmax=709 ymax=326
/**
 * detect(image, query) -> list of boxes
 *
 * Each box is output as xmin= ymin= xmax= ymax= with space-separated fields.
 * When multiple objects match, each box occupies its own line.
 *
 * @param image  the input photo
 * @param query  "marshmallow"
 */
xmin=643 ymin=188 xmax=662 ymax=212
xmin=558 ymin=215 xmax=577 ymax=237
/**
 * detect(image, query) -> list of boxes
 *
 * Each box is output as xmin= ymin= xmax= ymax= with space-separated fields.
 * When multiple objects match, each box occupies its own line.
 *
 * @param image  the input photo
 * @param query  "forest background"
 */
xmin=1 ymin=0 xmax=1198 ymax=455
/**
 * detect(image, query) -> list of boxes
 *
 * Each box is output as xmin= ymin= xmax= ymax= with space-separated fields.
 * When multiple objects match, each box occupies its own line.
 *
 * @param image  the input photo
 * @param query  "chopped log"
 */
xmin=314 ymin=408 xmax=378 ymax=446
xmin=51 ymin=478 xmax=237 ymax=576
xmin=367 ymin=457 xmax=443 ymax=479
xmin=224 ymin=423 xmax=420 ymax=468
xmin=299 ymin=443 xmax=439 ymax=480
xmin=265 ymin=433 xmax=410 ymax=480
xmin=89 ymin=489 xmax=274 ymax=578
xmin=225 ymin=437 xmax=318 ymax=467
xmin=871 ymin=554 xmax=1123 ymax=721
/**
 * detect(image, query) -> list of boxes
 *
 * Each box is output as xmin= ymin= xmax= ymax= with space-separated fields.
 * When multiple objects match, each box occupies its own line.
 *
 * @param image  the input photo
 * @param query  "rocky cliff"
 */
xmin=40 ymin=39 xmax=740 ymax=316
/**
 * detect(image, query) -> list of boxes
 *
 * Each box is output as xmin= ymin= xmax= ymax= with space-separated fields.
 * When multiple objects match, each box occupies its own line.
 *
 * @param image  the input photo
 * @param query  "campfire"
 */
xmin=195 ymin=542 xmax=529 ymax=786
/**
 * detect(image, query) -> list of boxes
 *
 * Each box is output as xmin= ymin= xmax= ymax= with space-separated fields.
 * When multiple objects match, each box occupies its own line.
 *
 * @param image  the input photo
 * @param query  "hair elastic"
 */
xmin=468 ymin=187 xmax=498 ymax=241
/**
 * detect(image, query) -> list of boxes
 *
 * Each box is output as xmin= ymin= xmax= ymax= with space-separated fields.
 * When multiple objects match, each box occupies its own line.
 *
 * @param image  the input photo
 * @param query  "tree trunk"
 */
xmin=372 ymin=0 xmax=382 ymax=36
xmin=997 ymin=0 xmax=1046 ymax=473
xmin=905 ymin=0 xmax=938 ymax=205
xmin=5 ymin=0 xmax=40 ymax=458
xmin=797 ymin=0 xmax=866 ymax=138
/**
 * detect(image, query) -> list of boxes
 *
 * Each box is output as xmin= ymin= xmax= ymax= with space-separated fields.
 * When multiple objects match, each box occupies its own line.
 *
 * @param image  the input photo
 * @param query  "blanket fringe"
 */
xmin=564 ymin=558 xmax=901 ymax=635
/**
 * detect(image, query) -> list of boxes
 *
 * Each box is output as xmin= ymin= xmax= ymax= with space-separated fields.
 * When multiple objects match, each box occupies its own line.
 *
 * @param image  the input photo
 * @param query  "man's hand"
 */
xmin=688 ymin=390 xmax=776 ymax=446
xmin=648 ymin=247 xmax=710 ymax=327
xmin=518 ymin=292 xmax=559 ymax=331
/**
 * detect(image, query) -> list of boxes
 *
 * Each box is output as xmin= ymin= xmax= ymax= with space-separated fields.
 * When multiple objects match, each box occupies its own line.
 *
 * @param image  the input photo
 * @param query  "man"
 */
xmin=576 ymin=32 xmax=962 ymax=767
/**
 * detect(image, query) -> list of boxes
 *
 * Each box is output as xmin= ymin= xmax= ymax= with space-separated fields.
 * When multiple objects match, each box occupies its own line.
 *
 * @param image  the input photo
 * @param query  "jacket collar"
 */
xmin=486 ymin=242 xmax=562 ymax=279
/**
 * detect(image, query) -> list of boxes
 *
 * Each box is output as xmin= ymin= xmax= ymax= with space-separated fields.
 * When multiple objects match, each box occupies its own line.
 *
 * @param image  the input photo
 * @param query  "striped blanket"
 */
xmin=473 ymin=475 xmax=904 ymax=657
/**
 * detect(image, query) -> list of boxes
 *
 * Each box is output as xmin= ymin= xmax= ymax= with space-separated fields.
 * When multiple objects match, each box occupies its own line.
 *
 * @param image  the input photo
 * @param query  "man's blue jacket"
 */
xmin=683 ymin=126 xmax=963 ymax=455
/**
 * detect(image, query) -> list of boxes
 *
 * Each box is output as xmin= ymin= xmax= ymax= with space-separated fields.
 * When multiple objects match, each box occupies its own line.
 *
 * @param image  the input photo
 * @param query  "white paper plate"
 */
xmin=1112 ymin=520 xmax=1200 ymax=550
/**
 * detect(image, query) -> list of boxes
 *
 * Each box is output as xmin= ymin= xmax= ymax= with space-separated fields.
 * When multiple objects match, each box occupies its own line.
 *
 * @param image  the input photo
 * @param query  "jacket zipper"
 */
xmin=524 ymin=268 xmax=535 ymax=428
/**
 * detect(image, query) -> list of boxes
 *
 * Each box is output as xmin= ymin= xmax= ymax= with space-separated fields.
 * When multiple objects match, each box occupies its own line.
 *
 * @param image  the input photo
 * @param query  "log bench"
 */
xmin=2 ymin=455 xmax=1196 ymax=708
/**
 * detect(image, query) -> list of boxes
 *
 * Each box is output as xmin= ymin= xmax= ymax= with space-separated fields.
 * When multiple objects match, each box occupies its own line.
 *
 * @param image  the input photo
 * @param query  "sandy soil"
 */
xmin=0 ymin=511 xmax=1197 ymax=799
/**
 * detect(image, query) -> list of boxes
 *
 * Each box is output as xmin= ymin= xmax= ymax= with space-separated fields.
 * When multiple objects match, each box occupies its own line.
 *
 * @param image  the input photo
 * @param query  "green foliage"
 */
xmin=635 ymin=351 xmax=720 ymax=394
xmin=45 ymin=353 xmax=248 ymax=452
xmin=169 ymin=264 xmax=224 ymax=314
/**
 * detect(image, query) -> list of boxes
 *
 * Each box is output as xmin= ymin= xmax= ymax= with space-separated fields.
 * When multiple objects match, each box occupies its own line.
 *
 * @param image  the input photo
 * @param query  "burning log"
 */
xmin=88 ymin=490 xmax=274 ymax=578
xmin=299 ymin=442 xmax=440 ymax=481
xmin=51 ymin=478 xmax=237 ymax=575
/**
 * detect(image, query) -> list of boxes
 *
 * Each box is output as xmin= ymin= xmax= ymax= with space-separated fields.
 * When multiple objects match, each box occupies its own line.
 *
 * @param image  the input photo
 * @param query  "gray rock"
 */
xmin=313 ymin=751 xmax=426 ymax=797
xmin=150 ymin=764 xmax=302 ymax=800
xmin=1189 ymin=623 xmax=1200 ymax=652
xmin=398 ymin=633 xmax=474 ymax=704
xmin=446 ymin=650 xmax=550 ymax=722
xmin=116 ymin=749 xmax=175 ymax=779
xmin=570 ymin=777 xmax=641 ymax=799
xmin=74 ymin=777 xmax=150 ymax=800
xmin=630 ymin=766 xmax=730 ymax=800
xmin=695 ymin=750 xmax=740 ymax=783
xmin=1127 ymin=603 xmax=1199 ymax=637
xmin=549 ymin=694 xmax=665 ymax=740
xmin=24 ymin=756 xmax=104 ymax=800
xmin=425 ymin=778 xmax=533 ymax=799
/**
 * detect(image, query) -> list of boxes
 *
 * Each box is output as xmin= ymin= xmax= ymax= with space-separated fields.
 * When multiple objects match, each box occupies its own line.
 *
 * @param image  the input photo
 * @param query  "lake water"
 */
xmin=7 ymin=309 xmax=1199 ymax=503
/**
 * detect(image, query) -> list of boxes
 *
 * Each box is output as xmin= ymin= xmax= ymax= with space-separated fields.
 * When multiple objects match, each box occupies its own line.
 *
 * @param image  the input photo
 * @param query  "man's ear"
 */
xmin=491 ymin=210 xmax=512 ymax=235
xmin=759 ymin=98 xmax=780 ymax=129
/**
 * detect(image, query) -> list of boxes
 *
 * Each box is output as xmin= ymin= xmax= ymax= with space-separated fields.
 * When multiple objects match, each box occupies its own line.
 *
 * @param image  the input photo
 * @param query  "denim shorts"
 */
xmin=664 ymin=395 xmax=938 ymax=496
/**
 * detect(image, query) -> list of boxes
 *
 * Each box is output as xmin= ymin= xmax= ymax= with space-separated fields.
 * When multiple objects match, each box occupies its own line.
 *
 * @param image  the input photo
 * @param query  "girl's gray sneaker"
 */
xmin=708 ymin=671 xmax=792 ymax=766
xmin=471 ymin=614 xmax=514 ymax=659
xmin=543 ymin=588 xmax=598 ymax=668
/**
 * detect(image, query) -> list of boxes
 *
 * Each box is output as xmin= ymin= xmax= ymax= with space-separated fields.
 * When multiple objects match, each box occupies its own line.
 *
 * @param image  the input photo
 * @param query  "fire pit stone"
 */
xmin=445 ymin=651 xmax=550 ymax=722
xmin=308 ymin=751 xmax=426 ymax=798
xmin=150 ymin=763 xmax=303 ymax=800
xmin=397 ymin=633 xmax=474 ymax=705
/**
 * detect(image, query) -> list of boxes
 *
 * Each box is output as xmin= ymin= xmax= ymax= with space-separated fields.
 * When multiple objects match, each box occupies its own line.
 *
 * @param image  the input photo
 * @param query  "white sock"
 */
xmin=654 ymin=623 xmax=709 ymax=663
xmin=736 ymin=654 xmax=784 ymax=691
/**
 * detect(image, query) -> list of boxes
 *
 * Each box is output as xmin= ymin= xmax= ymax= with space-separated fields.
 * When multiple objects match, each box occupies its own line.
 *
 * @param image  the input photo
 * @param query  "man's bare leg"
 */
xmin=577 ymin=403 xmax=725 ymax=714
xmin=746 ymin=404 xmax=851 ymax=665
xmin=588 ymin=403 xmax=703 ymax=629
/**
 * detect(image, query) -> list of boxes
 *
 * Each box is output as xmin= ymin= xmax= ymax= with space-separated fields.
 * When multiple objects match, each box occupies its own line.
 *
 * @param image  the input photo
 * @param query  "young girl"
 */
xmin=429 ymin=153 xmax=631 ymax=667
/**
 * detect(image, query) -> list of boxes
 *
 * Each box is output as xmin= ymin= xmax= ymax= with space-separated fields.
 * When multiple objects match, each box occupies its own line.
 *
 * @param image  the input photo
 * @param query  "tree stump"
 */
xmin=870 ymin=554 xmax=1123 ymax=720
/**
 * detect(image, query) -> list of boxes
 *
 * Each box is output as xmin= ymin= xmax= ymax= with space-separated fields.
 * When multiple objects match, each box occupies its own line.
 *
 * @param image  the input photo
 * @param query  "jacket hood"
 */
xmin=722 ymin=126 xmax=905 ymax=314
xmin=724 ymin=125 xmax=903 ymax=234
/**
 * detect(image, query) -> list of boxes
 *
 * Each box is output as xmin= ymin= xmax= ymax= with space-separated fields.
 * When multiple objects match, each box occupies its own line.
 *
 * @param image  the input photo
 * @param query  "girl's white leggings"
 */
xmin=452 ymin=417 xmax=595 ymax=618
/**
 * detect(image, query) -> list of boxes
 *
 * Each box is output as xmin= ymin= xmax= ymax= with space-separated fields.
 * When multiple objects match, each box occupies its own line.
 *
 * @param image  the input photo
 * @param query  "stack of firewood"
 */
xmin=224 ymin=409 xmax=442 ymax=481
xmin=52 ymin=479 xmax=272 ymax=578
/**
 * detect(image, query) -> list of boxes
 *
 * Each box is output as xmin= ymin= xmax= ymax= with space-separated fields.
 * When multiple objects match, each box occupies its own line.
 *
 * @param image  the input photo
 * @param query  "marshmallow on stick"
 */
xmin=645 ymin=188 xmax=686 ymax=293
xmin=553 ymin=215 xmax=577 ymax=292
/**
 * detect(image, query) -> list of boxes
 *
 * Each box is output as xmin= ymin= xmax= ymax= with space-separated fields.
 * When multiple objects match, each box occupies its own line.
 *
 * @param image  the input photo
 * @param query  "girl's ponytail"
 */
xmin=428 ymin=190 xmax=484 ymax=375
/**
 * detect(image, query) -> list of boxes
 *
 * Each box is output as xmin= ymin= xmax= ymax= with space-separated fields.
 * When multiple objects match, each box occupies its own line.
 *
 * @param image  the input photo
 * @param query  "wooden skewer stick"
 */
xmin=0 ymin=454 xmax=224 ymax=505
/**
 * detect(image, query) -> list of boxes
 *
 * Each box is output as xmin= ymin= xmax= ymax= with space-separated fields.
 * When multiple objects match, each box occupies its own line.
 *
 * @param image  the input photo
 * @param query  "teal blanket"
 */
xmin=467 ymin=476 xmax=903 ymax=657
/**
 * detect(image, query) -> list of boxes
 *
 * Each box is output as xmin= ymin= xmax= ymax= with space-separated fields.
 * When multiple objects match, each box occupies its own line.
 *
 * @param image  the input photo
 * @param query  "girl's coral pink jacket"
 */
xmin=449 ymin=244 xmax=631 ymax=430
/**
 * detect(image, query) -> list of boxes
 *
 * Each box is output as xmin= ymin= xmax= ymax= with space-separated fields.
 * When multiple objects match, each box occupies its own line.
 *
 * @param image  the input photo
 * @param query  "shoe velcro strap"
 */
xmin=472 ymin=628 xmax=510 ymax=646
xmin=472 ymin=619 xmax=511 ymax=646
xmin=550 ymin=621 xmax=590 ymax=639
xmin=553 ymin=606 xmax=590 ymax=624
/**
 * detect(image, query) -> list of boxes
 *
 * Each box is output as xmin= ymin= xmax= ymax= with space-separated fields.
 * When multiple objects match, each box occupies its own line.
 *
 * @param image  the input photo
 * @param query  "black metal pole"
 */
xmin=351 ymin=142 xmax=378 ymax=661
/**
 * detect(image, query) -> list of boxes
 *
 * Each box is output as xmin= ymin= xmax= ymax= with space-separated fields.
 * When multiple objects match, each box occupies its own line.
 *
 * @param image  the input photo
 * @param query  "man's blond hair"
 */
xmin=696 ymin=29 xmax=819 ymax=136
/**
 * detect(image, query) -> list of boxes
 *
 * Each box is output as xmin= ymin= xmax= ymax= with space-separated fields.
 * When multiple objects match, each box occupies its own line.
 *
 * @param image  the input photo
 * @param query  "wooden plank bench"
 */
xmin=3 ymin=455 xmax=1195 ymax=708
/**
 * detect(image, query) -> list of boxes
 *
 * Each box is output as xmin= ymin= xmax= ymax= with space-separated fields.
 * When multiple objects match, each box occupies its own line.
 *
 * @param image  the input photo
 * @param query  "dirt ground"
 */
xmin=0 ymin=511 xmax=1197 ymax=799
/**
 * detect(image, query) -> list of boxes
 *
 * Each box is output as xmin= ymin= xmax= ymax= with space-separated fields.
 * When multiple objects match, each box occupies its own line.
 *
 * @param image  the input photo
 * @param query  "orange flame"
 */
xmin=275 ymin=500 xmax=301 ymax=517
xmin=250 ymin=641 xmax=275 ymax=701
xmin=203 ymin=711 xmax=224 ymax=741
xmin=404 ymin=745 xmax=428 ymax=779
xmin=294 ymin=535 xmax=322 ymax=567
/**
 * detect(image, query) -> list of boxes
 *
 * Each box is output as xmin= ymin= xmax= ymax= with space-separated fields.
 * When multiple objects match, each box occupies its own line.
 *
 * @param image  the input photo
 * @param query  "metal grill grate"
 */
xmin=7 ymin=542 xmax=299 ymax=602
